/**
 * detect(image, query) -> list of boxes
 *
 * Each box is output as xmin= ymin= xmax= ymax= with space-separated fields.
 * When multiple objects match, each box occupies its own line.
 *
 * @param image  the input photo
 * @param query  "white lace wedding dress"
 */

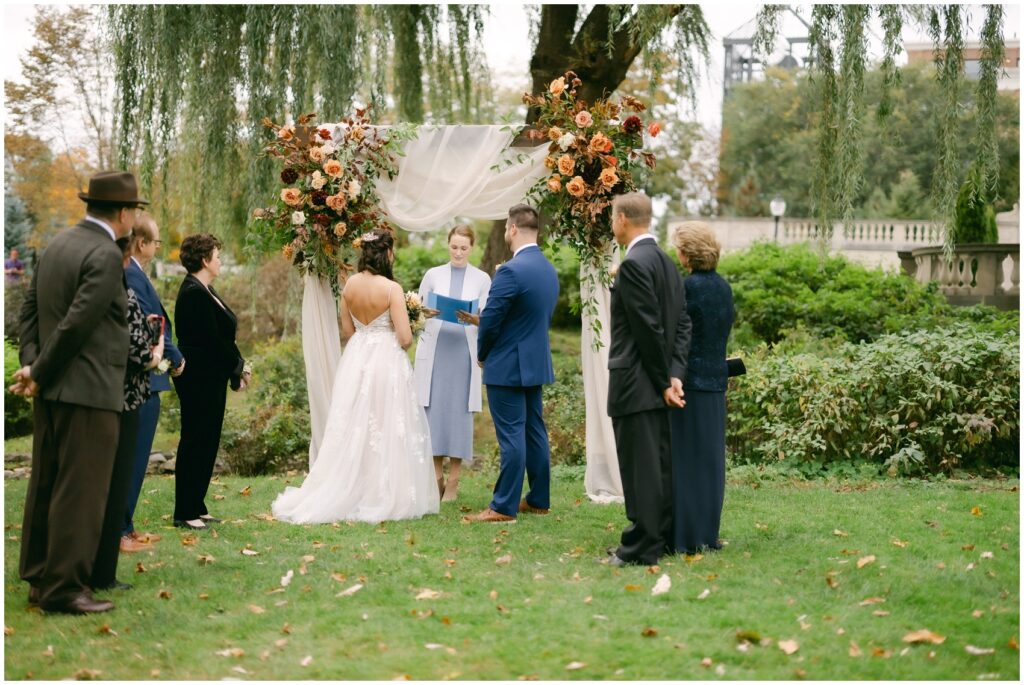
xmin=272 ymin=308 xmax=440 ymax=523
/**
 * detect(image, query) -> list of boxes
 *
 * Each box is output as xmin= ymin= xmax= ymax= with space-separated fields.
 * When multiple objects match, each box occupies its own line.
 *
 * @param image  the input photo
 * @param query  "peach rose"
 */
xmin=565 ymin=176 xmax=586 ymax=197
xmin=308 ymin=146 xmax=326 ymax=163
xmin=281 ymin=188 xmax=302 ymax=206
xmin=547 ymin=175 xmax=562 ymax=193
xmin=333 ymin=221 xmax=348 ymax=237
xmin=252 ymin=207 xmax=267 ymax=219
xmin=599 ymin=167 xmax=619 ymax=188
xmin=557 ymin=154 xmax=575 ymax=176
xmin=589 ymin=132 xmax=613 ymax=154
xmin=323 ymin=159 xmax=343 ymax=178
xmin=547 ymin=126 xmax=563 ymax=142
xmin=326 ymin=194 xmax=347 ymax=211
xmin=549 ymin=77 xmax=566 ymax=96
xmin=574 ymin=110 xmax=593 ymax=128
xmin=310 ymin=170 xmax=327 ymax=190
xmin=544 ymin=156 xmax=556 ymax=169
xmin=277 ymin=125 xmax=295 ymax=141
xmin=648 ymin=121 xmax=662 ymax=137
xmin=349 ymin=125 xmax=365 ymax=141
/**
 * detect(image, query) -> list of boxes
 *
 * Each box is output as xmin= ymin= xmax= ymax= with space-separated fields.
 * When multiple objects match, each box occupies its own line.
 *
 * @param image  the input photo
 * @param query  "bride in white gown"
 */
xmin=272 ymin=229 xmax=440 ymax=523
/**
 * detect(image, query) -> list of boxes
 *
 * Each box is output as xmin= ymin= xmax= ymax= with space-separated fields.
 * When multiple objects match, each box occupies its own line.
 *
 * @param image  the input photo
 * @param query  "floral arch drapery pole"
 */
xmin=250 ymin=78 xmax=658 ymax=500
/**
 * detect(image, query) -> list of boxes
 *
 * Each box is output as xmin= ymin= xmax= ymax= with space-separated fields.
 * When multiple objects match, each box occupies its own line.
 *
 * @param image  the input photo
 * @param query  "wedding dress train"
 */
xmin=272 ymin=309 xmax=440 ymax=523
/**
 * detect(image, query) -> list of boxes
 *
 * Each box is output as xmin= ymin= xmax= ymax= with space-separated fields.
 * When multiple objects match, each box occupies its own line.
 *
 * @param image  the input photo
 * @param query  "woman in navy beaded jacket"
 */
xmin=668 ymin=221 xmax=735 ymax=554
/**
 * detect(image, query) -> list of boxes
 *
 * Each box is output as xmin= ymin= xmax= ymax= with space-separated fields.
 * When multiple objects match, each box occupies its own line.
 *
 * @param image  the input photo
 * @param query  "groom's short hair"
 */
xmin=612 ymin=192 xmax=652 ymax=227
xmin=507 ymin=204 xmax=539 ymax=232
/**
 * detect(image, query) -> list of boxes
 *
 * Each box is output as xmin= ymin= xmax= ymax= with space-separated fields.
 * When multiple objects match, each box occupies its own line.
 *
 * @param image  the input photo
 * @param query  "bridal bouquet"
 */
xmin=404 ymin=291 xmax=430 ymax=334
xmin=248 ymin=110 xmax=417 ymax=296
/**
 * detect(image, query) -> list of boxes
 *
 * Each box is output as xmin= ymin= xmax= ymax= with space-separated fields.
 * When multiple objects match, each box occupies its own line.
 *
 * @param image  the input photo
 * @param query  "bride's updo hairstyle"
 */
xmin=357 ymin=228 xmax=395 ymax=281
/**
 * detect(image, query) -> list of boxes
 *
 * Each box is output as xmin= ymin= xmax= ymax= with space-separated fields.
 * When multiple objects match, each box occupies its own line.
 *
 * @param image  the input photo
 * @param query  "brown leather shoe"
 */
xmin=119 ymin=535 xmax=154 ymax=553
xmin=41 ymin=593 xmax=114 ymax=615
xmin=518 ymin=500 xmax=550 ymax=515
xmin=28 ymin=586 xmax=40 ymax=607
xmin=131 ymin=531 xmax=162 ymax=543
xmin=462 ymin=508 xmax=517 ymax=523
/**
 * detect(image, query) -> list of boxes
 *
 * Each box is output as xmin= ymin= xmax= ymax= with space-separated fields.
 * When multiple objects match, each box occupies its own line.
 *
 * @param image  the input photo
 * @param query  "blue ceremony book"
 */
xmin=427 ymin=292 xmax=479 ymax=325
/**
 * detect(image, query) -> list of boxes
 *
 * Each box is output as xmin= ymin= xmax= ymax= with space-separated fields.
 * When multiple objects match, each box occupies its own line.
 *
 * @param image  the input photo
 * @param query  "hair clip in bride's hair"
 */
xmin=359 ymin=231 xmax=379 ymax=243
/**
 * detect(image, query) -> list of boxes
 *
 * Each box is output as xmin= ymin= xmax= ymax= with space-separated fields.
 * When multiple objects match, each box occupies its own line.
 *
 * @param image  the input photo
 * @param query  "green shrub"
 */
xmin=543 ymin=350 xmax=586 ymax=466
xmin=4 ymin=338 xmax=32 ymax=437
xmin=727 ymin=324 xmax=1019 ymax=476
xmin=4 ymin=278 xmax=28 ymax=343
xmin=544 ymin=245 xmax=582 ymax=329
xmin=393 ymin=243 xmax=452 ymax=292
xmin=718 ymin=242 xmax=951 ymax=345
xmin=221 ymin=336 xmax=310 ymax=475
xmin=951 ymin=168 xmax=999 ymax=245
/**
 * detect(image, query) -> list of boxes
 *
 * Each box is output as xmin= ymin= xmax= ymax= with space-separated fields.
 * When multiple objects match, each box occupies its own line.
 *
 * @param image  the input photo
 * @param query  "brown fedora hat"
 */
xmin=77 ymin=170 xmax=149 ymax=206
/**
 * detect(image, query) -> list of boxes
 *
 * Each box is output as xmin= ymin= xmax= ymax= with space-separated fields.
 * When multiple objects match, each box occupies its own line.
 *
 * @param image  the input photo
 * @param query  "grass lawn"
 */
xmin=3 ymin=469 xmax=1018 ymax=680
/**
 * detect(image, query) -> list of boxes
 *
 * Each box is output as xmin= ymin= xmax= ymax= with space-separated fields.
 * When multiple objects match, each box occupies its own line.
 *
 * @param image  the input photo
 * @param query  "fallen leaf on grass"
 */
xmin=962 ymin=544 xmax=976 ymax=551
xmin=239 ymin=486 xmax=252 ymax=497
xmin=890 ymin=538 xmax=908 ymax=548
xmin=624 ymin=584 xmax=642 ymax=592
xmin=1009 ymin=636 xmax=1018 ymax=650
xmin=198 ymin=593 xmax=209 ymax=600
xmin=275 ymin=638 xmax=289 ymax=648
xmin=980 ymin=551 xmax=994 ymax=559
xmin=197 ymin=554 xmax=215 ymax=565
xmin=833 ymin=529 xmax=849 ymax=537
xmin=565 ymin=661 xmax=586 ymax=670
xmin=736 ymin=642 xmax=750 ymax=653
xmin=302 ymin=554 xmax=315 ymax=563
xmin=970 ymin=506 xmax=982 ymax=516
xmin=715 ymin=664 xmax=726 ymax=676
xmin=180 ymin=535 xmax=198 ymax=546
xmin=736 ymin=629 xmax=761 ymax=642
xmin=651 ymin=574 xmax=671 ymax=596
xmin=778 ymin=640 xmax=799 ymax=655
xmin=755 ymin=522 xmax=768 ymax=531
xmin=856 ymin=555 xmax=876 ymax=569
xmin=849 ymin=641 xmax=862 ymax=657
xmin=871 ymin=647 xmax=892 ymax=658
xmin=825 ymin=572 xmax=839 ymax=589
xmin=281 ymin=570 xmax=294 ymax=587
xmin=416 ymin=588 xmax=441 ymax=600
xmin=135 ymin=562 xmax=146 ymax=574
xmin=872 ymin=610 xmax=890 ymax=617
xmin=641 ymin=627 xmax=658 ymax=637
xmin=158 ymin=590 xmax=171 ymax=600
xmin=73 ymin=668 xmax=102 ymax=680
xmin=213 ymin=494 xmax=225 ymax=501
xmin=488 ymin=590 xmax=498 ymax=600
xmin=241 ymin=548 xmax=259 ymax=556
xmin=700 ymin=657 xmax=712 ymax=667
xmin=42 ymin=645 xmax=54 ymax=657
xmin=215 ymin=648 xmax=245 ymax=657
xmin=697 ymin=588 xmax=711 ymax=600
xmin=903 ymin=629 xmax=945 ymax=644
xmin=495 ymin=554 xmax=512 ymax=566
xmin=972 ymin=609 xmax=985 ymax=618
xmin=282 ymin=623 xmax=292 ymax=634
xmin=337 ymin=583 xmax=364 ymax=598
xmin=965 ymin=645 xmax=995 ymax=655
xmin=248 ymin=605 xmax=266 ymax=615
xmin=859 ymin=597 xmax=886 ymax=606
xmin=97 ymin=624 xmax=118 ymax=637
xmin=3 ymin=626 xmax=12 ymax=636
xmin=300 ymin=655 xmax=313 ymax=667
xmin=231 ymin=666 xmax=250 ymax=675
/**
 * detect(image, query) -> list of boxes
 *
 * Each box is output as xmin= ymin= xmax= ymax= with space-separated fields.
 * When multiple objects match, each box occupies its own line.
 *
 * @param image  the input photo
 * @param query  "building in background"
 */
xmin=904 ymin=39 xmax=1020 ymax=93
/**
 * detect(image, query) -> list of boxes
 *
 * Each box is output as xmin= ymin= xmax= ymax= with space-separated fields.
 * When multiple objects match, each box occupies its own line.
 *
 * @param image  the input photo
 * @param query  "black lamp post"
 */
xmin=770 ymin=194 xmax=786 ymax=242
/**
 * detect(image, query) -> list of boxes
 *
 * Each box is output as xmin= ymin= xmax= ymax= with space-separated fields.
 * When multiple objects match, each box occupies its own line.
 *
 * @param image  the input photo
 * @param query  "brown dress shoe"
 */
xmin=42 ymin=593 xmax=114 ymax=615
xmin=119 ymin=535 xmax=154 ymax=553
xmin=462 ymin=508 xmax=517 ymax=523
xmin=132 ymin=531 xmax=162 ymax=543
xmin=518 ymin=500 xmax=550 ymax=515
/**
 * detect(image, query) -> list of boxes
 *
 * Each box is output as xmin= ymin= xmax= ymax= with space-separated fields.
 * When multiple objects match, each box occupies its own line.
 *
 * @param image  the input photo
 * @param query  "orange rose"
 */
xmin=544 ymin=156 xmax=556 ymax=169
xmin=326 ymin=194 xmax=347 ymax=211
xmin=648 ymin=121 xmax=662 ymax=137
xmin=277 ymin=125 xmax=294 ymax=141
xmin=308 ymin=146 xmax=326 ymax=162
xmin=557 ymin=154 xmax=575 ymax=176
xmin=604 ymin=155 xmax=618 ymax=167
xmin=589 ymin=132 xmax=613 ymax=154
xmin=333 ymin=221 xmax=348 ymax=237
xmin=323 ymin=159 xmax=343 ymax=178
xmin=549 ymin=77 xmax=566 ymax=96
xmin=281 ymin=188 xmax=302 ymax=206
xmin=565 ymin=176 xmax=586 ymax=197
xmin=547 ymin=126 xmax=563 ymax=142
xmin=547 ymin=175 xmax=562 ymax=193
xmin=282 ymin=244 xmax=294 ymax=259
xmin=599 ymin=167 xmax=619 ymax=188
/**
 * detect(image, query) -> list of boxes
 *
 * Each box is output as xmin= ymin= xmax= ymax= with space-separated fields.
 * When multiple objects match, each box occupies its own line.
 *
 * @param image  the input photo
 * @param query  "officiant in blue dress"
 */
xmin=414 ymin=226 xmax=491 ymax=502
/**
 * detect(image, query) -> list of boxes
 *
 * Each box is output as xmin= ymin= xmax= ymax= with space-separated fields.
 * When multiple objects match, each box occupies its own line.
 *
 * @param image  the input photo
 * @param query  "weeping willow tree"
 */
xmin=754 ymin=4 xmax=1006 ymax=247
xmin=107 ymin=5 xmax=489 ymax=249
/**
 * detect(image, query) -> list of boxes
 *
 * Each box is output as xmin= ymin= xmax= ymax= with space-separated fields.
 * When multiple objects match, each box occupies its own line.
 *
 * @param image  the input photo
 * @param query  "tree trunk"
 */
xmin=479 ymin=4 xmax=681 ymax=274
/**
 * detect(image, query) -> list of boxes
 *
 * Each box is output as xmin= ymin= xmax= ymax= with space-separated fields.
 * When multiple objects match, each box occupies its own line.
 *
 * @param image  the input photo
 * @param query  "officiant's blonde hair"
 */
xmin=672 ymin=221 xmax=720 ymax=271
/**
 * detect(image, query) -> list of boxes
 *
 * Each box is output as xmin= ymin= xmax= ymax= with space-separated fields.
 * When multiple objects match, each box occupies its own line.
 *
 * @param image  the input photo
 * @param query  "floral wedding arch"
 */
xmin=249 ymin=74 xmax=660 ymax=503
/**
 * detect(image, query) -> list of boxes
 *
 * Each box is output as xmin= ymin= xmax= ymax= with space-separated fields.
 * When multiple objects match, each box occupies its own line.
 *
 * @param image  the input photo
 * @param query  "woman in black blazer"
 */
xmin=172 ymin=234 xmax=249 ymax=530
xmin=668 ymin=221 xmax=735 ymax=555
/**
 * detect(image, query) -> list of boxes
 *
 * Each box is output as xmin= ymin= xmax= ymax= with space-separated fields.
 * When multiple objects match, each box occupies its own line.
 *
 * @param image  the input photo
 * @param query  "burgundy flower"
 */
xmin=622 ymin=116 xmax=642 ymax=135
xmin=311 ymin=190 xmax=329 ymax=206
xmin=314 ymin=213 xmax=332 ymax=225
xmin=351 ymin=213 xmax=365 ymax=224
xmin=318 ymin=128 xmax=332 ymax=140
xmin=280 ymin=168 xmax=299 ymax=184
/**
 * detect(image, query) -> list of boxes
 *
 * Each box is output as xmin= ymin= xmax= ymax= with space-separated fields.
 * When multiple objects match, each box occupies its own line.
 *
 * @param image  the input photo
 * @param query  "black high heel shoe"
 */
xmin=173 ymin=519 xmax=208 ymax=530
xmin=199 ymin=515 xmax=223 ymax=523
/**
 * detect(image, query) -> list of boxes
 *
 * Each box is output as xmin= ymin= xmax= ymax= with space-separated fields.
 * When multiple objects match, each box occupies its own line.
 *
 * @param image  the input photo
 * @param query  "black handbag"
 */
xmin=726 ymin=357 xmax=747 ymax=377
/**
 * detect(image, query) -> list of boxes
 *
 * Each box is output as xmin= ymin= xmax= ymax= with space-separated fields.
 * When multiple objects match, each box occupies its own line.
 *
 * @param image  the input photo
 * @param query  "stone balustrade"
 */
xmin=898 ymin=244 xmax=1020 ymax=310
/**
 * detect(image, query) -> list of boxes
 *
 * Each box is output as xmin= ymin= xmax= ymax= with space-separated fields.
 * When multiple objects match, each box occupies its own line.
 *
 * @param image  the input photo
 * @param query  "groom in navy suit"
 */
xmin=465 ymin=204 xmax=559 ymax=522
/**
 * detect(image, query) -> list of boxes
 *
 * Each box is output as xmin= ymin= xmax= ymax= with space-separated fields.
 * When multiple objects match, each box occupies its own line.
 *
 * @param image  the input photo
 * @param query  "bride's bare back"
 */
xmin=340 ymin=272 xmax=413 ymax=349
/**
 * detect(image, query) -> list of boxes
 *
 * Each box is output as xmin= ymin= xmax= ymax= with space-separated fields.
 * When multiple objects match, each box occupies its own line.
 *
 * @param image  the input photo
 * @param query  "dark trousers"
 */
xmin=486 ymin=385 xmax=550 ymax=517
xmin=123 ymin=392 xmax=161 ymax=535
xmin=612 ymin=408 xmax=673 ymax=565
xmin=173 ymin=376 xmax=227 ymax=521
xmin=20 ymin=400 xmax=119 ymax=606
xmin=92 ymin=408 xmax=140 ymax=588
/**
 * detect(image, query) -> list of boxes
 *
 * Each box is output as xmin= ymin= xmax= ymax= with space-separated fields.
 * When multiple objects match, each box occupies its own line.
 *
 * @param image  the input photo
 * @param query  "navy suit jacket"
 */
xmin=478 ymin=245 xmax=559 ymax=387
xmin=125 ymin=259 xmax=183 ymax=393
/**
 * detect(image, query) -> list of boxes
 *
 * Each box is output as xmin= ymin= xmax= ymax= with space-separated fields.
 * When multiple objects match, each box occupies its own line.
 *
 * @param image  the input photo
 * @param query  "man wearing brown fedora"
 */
xmin=11 ymin=170 xmax=148 ymax=614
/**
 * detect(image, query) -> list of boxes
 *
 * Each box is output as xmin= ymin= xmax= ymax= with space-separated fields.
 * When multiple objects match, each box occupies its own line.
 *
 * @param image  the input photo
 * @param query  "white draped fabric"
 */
xmin=581 ymin=256 xmax=625 ymax=503
xmin=301 ymin=124 xmax=622 ymax=502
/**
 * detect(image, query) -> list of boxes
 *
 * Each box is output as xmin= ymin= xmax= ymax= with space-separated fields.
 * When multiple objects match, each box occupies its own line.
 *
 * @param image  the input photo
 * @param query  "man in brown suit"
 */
xmin=11 ymin=171 xmax=147 ymax=614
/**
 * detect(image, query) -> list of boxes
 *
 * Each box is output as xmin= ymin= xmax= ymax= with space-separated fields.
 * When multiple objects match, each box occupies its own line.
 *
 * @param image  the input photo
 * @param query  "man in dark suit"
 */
xmin=606 ymin=192 xmax=692 ymax=566
xmin=465 ymin=204 xmax=559 ymax=523
xmin=11 ymin=170 xmax=147 ymax=614
xmin=121 ymin=213 xmax=184 ymax=551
